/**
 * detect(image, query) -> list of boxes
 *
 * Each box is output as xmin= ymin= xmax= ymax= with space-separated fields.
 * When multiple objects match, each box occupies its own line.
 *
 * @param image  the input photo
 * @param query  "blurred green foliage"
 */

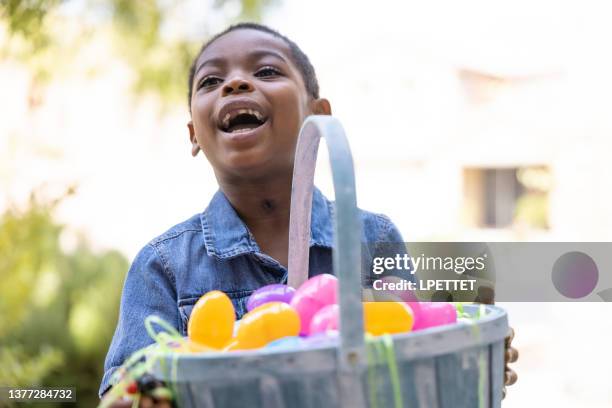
xmin=0 ymin=0 xmax=65 ymax=51
xmin=214 ymin=0 xmax=276 ymax=21
xmin=514 ymin=167 xmax=551 ymax=229
xmin=514 ymin=192 xmax=549 ymax=229
xmin=1 ymin=0 xmax=276 ymax=106
xmin=0 ymin=191 xmax=129 ymax=407
xmin=108 ymin=0 xmax=199 ymax=106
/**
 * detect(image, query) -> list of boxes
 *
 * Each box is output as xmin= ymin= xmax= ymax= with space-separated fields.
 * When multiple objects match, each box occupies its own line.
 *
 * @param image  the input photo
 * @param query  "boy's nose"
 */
xmin=222 ymin=77 xmax=254 ymax=96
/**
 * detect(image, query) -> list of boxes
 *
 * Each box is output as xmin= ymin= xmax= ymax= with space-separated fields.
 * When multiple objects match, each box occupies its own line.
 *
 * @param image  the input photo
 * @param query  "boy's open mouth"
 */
xmin=219 ymin=108 xmax=268 ymax=134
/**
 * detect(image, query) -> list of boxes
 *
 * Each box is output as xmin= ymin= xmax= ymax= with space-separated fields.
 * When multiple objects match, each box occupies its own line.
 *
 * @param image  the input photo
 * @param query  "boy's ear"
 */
xmin=187 ymin=121 xmax=201 ymax=157
xmin=310 ymin=98 xmax=332 ymax=116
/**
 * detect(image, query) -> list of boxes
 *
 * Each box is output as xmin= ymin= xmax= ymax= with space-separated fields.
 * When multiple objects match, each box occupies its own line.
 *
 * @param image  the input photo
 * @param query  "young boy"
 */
xmin=101 ymin=23 xmax=516 ymax=405
xmin=100 ymin=23 xmax=407 ymax=399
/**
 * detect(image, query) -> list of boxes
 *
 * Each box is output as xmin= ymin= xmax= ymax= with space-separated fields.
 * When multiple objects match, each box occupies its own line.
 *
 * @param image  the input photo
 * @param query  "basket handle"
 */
xmin=287 ymin=116 xmax=366 ymax=403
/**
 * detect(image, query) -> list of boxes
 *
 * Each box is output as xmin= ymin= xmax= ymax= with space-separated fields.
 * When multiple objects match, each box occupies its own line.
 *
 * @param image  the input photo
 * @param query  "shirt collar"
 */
xmin=201 ymin=187 xmax=333 ymax=259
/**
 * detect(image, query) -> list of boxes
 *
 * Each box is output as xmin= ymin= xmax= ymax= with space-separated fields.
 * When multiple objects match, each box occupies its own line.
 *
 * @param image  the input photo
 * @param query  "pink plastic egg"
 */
xmin=405 ymin=301 xmax=424 ymax=328
xmin=411 ymin=302 xmax=457 ymax=331
xmin=309 ymin=304 xmax=339 ymax=334
xmin=290 ymin=274 xmax=338 ymax=335
xmin=378 ymin=276 xmax=420 ymax=302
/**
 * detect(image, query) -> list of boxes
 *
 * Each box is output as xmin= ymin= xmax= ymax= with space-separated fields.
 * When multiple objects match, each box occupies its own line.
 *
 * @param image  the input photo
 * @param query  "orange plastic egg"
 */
xmin=173 ymin=339 xmax=217 ymax=354
xmin=187 ymin=290 xmax=235 ymax=349
xmin=363 ymin=302 xmax=414 ymax=336
xmin=232 ymin=302 xmax=300 ymax=350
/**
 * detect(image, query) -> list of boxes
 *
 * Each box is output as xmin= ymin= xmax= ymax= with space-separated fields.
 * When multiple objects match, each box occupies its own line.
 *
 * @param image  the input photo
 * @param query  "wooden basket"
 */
xmin=153 ymin=116 xmax=509 ymax=408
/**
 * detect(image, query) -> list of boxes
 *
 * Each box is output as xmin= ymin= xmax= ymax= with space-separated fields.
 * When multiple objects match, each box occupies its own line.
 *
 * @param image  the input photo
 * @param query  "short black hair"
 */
xmin=187 ymin=23 xmax=320 ymax=112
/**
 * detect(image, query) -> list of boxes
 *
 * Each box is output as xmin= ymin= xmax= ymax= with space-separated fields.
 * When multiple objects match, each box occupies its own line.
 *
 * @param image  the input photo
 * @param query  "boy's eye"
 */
xmin=255 ymin=66 xmax=281 ymax=78
xmin=199 ymin=76 xmax=223 ymax=89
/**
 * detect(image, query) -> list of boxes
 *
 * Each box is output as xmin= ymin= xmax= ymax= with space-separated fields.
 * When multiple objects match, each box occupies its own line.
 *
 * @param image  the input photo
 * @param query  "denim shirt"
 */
xmin=100 ymin=187 xmax=406 ymax=396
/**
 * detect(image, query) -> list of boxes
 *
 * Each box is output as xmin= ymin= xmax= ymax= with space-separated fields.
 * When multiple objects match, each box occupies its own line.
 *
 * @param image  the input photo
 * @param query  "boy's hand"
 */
xmin=503 ymin=327 xmax=519 ymax=398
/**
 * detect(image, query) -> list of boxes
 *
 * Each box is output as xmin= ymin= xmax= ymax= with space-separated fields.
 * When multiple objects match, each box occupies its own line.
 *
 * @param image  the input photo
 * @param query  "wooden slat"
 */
xmin=259 ymin=376 xmax=286 ymax=408
xmin=188 ymin=383 xmax=214 ymax=408
xmin=414 ymin=359 xmax=440 ymax=408
xmin=480 ymin=345 xmax=491 ymax=408
xmin=489 ymin=340 xmax=505 ymax=408
xmin=435 ymin=348 xmax=481 ymax=408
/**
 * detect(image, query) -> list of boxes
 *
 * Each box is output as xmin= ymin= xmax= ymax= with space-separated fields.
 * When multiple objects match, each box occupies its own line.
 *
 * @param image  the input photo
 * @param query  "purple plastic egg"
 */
xmin=246 ymin=284 xmax=296 ymax=312
xmin=265 ymin=330 xmax=339 ymax=350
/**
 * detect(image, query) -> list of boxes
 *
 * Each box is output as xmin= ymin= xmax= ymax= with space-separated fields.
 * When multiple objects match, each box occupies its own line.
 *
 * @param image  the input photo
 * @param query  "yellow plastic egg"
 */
xmin=364 ymin=302 xmax=414 ymax=336
xmin=173 ymin=339 xmax=217 ymax=354
xmin=232 ymin=302 xmax=300 ymax=350
xmin=187 ymin=290 xmax=235 ymax=349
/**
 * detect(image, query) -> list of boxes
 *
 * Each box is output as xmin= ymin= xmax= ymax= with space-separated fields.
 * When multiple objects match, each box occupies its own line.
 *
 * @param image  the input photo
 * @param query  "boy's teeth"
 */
xmin=226 ymin=110 xmax=263 ymax=126
xmin=250 ymin=110 xmax=263 ymax=121
xmin=231 ymin=127 xmax=253 ymax=133
xmin=222 ymin=107 xmax=265 ymax=131
xmin=235 ymin=109 xmax=263 ymax=120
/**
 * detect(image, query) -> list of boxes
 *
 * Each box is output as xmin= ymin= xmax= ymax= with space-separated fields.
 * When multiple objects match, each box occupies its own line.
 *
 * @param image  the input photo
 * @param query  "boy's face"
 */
xmin=188 ymin=29 xmax=330 ymax=182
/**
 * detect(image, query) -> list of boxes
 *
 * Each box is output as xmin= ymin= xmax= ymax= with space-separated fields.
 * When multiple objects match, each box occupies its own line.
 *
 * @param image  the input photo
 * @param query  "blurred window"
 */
xmin=463 ymin=167 xmax=551 ymax=229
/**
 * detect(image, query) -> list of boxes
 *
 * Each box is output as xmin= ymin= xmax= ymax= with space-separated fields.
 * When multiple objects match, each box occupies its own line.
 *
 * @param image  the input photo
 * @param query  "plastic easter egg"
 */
xmin=247 ymin=284 xmax=296 ymax=312
xmin=265 ymin=336 xmax=306 ymax=350
xmin=222 ymin=338 xmax=239 ymax=351
xmin=266 ymin=330 xmax=339 ymax=351
xmin=411 ymin=302 xmax=457 ymax=331
xmin=290 ymin=274 xmax=338 ymax=335
xmin=188 ymin=290 xmax=235 ymax=349
xmin=173 ymin=339 xmax=217 ymax=354
xmin=363 ymin=302 xmax=414 ymax=336
xmin=303 ymin=330 xmax=339 ymax=347
xmin=405 ymin=301 xmax=424 ymax=328
xmin=309 ymin=304 xmax=339 ymax=335
xmin=230 ymin=302 xmax=300 ymax=350
xmin=377 ymin=275 xmax=420 ymax=302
